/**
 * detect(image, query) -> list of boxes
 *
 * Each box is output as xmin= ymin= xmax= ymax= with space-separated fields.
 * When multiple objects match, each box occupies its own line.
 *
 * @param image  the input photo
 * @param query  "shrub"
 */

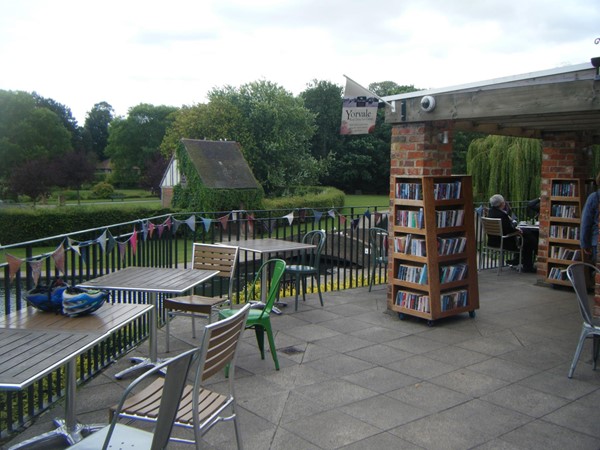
xmin=91 ymin=182 xmax=114 ymax=199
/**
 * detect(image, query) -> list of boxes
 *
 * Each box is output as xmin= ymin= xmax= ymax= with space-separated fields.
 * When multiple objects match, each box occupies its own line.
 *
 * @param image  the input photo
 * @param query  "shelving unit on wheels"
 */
xmin=389 ymin=175 xmax=479 ymax=326
xmin=546 ymin=178 xmax=593 ymax=287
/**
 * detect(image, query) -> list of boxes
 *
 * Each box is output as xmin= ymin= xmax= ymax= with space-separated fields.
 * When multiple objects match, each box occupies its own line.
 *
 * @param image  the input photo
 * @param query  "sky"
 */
xmin=0 ymin=0 xmax=598 ymax=125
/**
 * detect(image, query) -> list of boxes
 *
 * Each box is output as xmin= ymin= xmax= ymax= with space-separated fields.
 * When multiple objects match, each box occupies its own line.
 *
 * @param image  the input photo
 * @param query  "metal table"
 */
xmin=1 ymin=303 xmax=153 ymax=449
xmin=220 ymin=238 xmax=316 ymax=309
xmin=78 ymin=266 xmax=218 ymax=378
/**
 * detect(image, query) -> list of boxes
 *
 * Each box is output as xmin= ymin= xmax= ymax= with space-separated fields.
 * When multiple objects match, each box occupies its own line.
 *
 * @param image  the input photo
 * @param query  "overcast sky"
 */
xmin=1 ymin=0 xmax=598 ymax=124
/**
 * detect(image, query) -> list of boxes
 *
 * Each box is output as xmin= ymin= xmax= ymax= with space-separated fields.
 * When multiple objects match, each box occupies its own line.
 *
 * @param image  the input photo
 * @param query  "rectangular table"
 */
xmin=220 ymin=238 xmax=316 ymax=309
xmin=1 ymin=303 xmax=153 ymax=449
xmin=78 ymin=266 xmax=218 ymax=378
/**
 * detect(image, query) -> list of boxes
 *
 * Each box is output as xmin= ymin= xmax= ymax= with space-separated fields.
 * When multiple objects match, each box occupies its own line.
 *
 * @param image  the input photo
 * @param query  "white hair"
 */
xmin=489 ymin=194 xmax=505 ymax=207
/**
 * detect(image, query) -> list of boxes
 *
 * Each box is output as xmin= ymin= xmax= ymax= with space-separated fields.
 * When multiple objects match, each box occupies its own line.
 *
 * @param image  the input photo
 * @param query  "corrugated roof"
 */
xmin=181 ymin=139 xmax=260 ymax=189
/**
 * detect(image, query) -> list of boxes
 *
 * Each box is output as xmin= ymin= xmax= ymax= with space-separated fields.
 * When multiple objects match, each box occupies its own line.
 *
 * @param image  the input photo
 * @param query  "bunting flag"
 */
xmin=338 ymin=214 xmax=347 ymax=224
xmin=106 ymin=232 xmax=116 ymax=255
xmin=148 ymin=222 xmax=155 ymax=239
xmin=299 ymin=208 xmax=307 ymax=222
xmin=97 ymin=230 xmax=107 ymax=254
xmin=164 ymin=216 xmax=172 ymax=230
xmin=284 ymin=211 xmax=294 ymax=225
xmin=340 ymin=75 xmax=379 ymax=135
xmin=374 ymin=212 xmax=382 ymax=225
xmin=6 ymin=253 xmax=23 ymax=282
xmin=29 ymin=260 xmax=43 ymax=285
xmin=52 ymin=243 xmax=65 ymax=275
xmin=313 ymin=210 xmax=323 ymax=224
xmin=68 ymin=237 xmax=81 ymax=257
xmin=327 ymin=209 xmax=336 ymax=219
xmin=202 ymin=217 xmax=212 ymax=232
xmin=172 ymin=219 xmax=181 ymax=234
xmin=158 ymin=223 xmax=165 ymax=238
xmin=364 ymin=209 xmax=371 ymax=220
xmin=351 ymin=218 xmax=360 ymax=229
xmin=118 ymin=241 xmax=127 ymax=262
xmin=185 ymin=216 xmax=196 ymax=232
xmin=141 ymin=220 xmax=149 ymax=241
xmin=247 ymin=213 xmax=255 ymax=234
xmin=218 ymin=214 xmax=230 ymax=231
xmin=130 ymin=228 xmax=138 ymax=256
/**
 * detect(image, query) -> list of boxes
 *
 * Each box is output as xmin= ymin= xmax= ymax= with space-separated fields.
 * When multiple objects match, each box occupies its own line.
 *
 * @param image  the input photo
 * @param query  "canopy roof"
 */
xmin=384 ymin=58 xmax=600 ymax=143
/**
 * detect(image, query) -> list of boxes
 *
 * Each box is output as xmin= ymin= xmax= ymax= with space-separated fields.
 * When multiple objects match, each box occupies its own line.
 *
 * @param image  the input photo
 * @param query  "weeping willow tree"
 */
xmin=466 ymin=135 xmax=542 ymax=202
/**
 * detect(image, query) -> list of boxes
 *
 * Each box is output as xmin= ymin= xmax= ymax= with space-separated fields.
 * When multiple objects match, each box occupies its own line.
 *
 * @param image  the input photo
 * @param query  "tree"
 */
xmin=8 ymin=158 xmax=55 ymax=206
xmin=32 ymin=92 xmax=83 ymax=151
xmin=53 ymin=150 xmax=97 ymax=204
xmin=83 ymin=102 xmax=114 ymax=161
xmin=140 ymin=153 xmax=169 ymax=195
xmin=105 ymin=103 xmax=178 ymax=187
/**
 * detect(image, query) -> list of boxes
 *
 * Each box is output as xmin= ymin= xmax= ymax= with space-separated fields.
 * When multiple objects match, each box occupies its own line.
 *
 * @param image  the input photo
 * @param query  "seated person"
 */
xmin=487 ymin=194 xmax=539 ymax=273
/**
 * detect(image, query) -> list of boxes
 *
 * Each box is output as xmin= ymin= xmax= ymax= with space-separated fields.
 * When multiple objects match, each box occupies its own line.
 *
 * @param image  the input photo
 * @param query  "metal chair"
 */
xmin=566 ymin=262 xmax=600 ymax=378
xmin=70 ymin=346 xmax=200 ymax=450
xmin=285 ymin=230 xmax=326 ymax=311
xmin=219 ymin=259 xmax=287 ymax=371
xmin=368 ymin=227 xmax=388 ymax=293
xmin=110 ymin=303 xmax=251 ymax=448
xmin=480 ymin=217 xmax=523 ymax=274
xmin=164 ymin=243 xmax=239 ymax=352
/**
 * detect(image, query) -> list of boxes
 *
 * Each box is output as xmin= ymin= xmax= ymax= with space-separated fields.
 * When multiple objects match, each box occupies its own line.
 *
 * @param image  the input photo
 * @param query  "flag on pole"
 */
xmin=340 ymin=75 xmax=379 ymax=135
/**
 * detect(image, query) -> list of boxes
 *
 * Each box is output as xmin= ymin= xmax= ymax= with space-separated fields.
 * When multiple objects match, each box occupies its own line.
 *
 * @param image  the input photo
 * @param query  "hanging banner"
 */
xmin=340 ymin=75 xmax=379 ymax=135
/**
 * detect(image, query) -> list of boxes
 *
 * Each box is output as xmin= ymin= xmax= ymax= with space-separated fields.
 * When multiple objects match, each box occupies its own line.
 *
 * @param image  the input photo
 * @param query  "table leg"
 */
xmin=8 ymin=360 xmax=104 ymax=449
xmin=115 ymin=293 xmax=159 ymax=379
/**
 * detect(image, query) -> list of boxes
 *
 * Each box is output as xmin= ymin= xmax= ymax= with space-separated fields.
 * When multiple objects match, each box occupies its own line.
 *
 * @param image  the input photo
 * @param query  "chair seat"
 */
xmin=164 ymin=295 xmax=227 ymax=314
xmin=219 ymin=307 xmax=265 ymax=323
xmin=70 ymin=423 xmax=153 ymax=449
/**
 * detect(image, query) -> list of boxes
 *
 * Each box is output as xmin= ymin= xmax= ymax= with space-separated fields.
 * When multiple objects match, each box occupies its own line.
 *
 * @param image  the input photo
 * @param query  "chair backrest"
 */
xmin=251 ymin=259 xmax=286 ymax=318
xmin=192 ymin=243 xmax=239 ymax=298
xmin=302 ymin=230 xmax=326 ymax=269
xmin=369 ymin=227 xmax=388 ymax=262
xmin=105 ymin=347 xmax=199 ymax=450
xmin=481 ymin=217 xmax=503 ymax=238
xmin=566 ymin=262 xmax=599 ymax=327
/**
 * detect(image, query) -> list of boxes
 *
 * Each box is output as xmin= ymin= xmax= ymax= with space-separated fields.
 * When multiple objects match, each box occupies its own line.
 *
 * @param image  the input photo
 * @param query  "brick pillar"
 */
xmin=387 ymin=120 xmax=454 ymax=303
xmin=539 ymin=135 xmax=590 ymax=279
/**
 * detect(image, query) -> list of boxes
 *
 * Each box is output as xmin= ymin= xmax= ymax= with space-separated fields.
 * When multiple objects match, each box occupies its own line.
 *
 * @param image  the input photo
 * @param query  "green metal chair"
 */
xmin=368 ymin=227 xmax=388 ymax=293
xmin=219 ymin=259 xmax=287 ymax=371
xmin=285 ymin=230 xmax=326 ymax=311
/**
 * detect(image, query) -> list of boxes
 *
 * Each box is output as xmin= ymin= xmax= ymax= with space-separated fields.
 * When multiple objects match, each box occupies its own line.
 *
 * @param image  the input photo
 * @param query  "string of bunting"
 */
xmin=3 ymin=209 xmax=386 ymax=284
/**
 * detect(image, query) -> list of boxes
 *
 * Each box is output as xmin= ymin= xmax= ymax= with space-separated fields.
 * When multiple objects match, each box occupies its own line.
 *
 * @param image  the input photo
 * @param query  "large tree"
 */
xmin=83 ymin=102 xmax=114 ymax=161
xmin=105 ymin=103 xmax=178 ymax=187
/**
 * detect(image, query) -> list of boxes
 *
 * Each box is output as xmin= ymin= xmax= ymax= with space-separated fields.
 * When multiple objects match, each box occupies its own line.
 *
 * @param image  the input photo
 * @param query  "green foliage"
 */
xmin=262 ymin=187 xmax=345 ymax=210
xmin=91 ymin=182 xmax=114 ymax=199
xmin=466 ymin=135 xmax=542 ymax=202
xmin=83 ymin=102 xmax=114 ymax=161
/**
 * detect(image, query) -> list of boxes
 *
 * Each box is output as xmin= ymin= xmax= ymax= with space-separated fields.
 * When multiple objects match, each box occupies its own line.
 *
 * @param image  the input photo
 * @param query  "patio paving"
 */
xmin=4 ymin=269 xmax=600 ymax=450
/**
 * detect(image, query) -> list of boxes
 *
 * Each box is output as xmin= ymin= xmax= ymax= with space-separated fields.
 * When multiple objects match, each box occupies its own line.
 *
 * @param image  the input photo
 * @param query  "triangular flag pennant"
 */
xmin=52 ymin=243 xmax=65 ymax=275
xmin=97 ymin=230 xmax=107 ymax=253
xmin=118 ymin=241 xmax=127 ymax=262
xmin=68 ymin=237 xmax=81 ymax=257
xmin=148 ymin=222 xmax=155 ymax=238
xmin=106 ymin=231 xmax=116 ymax=255
xmin=338 ymin=214 xmax=347 ymax=224
xmin=351 ymin=218 xmax=360 ymax=229
xmin=6 ymin=253 xmax=23 ymax=282
xmin=202 ymin=217 xmax=212 ymax=232
xmin=80 ymin=245 xmax=88 ymax=265
xmin=172 ymin=219 xmax=181 ymax=234
xmin=364 ymin=209 xmax=371 ymax=220
xmin=247 ymin=213 xmax=255 ymax=235
xmin=218 ymin=214 xmax=230 ymax=231
xmin=186 ymin=216 xmax=196 ymax=232
xmin=157 ymin=223 xmax=165 ymax=238
xmin=299 ymin=208 xmax=307 ymax=222
xmin=328 ymin=209 xmax=336 ymax=219
xmin=130 ymin=228 xmax=138 ymax=255
xmin=141 ymin=220 xmax=149 ymax=241
xmin=313 ymin=210 xmax=323 ymax=224
xmin=284 ymin=211 xmax=294 ymax=225
xmin=374 ymin=212 xmax=382 ymax=225
xmin=29 ymin=260 xmax=43 ymax=285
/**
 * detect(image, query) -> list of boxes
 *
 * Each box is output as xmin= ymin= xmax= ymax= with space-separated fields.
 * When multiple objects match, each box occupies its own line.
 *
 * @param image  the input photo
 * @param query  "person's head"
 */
xmin=489 ymin=194 xmax=505 ymax=208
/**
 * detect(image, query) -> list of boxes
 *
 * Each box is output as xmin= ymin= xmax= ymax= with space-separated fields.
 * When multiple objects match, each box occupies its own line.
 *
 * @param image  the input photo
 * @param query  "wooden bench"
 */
xmin=110 ymin=193 xmax=125 ymax=201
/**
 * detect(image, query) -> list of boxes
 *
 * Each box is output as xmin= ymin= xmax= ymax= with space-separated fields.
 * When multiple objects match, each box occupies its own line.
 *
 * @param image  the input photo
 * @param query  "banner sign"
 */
xmin=340 ymin=76 xmax=379 ymax=135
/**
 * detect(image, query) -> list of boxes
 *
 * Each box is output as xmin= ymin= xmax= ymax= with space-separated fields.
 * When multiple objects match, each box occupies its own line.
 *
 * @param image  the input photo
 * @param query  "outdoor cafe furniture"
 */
xmin=78 ymin=266 xmax=218 ymax=378
xmin=1 ymin=302 xmax=153 ymax=449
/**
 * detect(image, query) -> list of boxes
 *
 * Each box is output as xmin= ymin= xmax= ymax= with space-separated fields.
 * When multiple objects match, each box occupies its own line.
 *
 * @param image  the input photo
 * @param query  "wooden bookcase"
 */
xmin=389 ymin=175 xmax=479 ymax=325
xmin=546 ymin=178 xmax=593 ymax=287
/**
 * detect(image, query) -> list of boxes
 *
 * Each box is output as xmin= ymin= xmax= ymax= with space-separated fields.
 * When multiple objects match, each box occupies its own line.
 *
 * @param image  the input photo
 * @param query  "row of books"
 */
xmin=395 ymin=208 xmax=424 ymax=228
xmin=395 ymin=182 xmax=423 ymax=200
xmin=551 ymin=182 xmax=577 ymax=197
xmin=397 ymin=264 xmax=428 ymax=284
xmin=549 ymin=225 xmax=580 ymax=240
xmin=548 ymin=267 xmax=568 ymax=281
xmin=551 ymin=204 xmax=578 ymax=219
xmin=436 ymin=209 xmax=464 ymax=228
xmin=441 ymin=289 xmax=468 ymax=311
xmin=395 ymin=290 xmax=430 ymax=313
xmin=438 ymin=236 xmax=467 ymax=255
xmin=433 ymin=181 xmax=462 ymax=200
xmin=394 ymin=235 xmax=427 ymax=256
xmin=550 ymin=246 xmax=581 ymax=261
xmin=440 ymin=264 xmax=468 ymax=283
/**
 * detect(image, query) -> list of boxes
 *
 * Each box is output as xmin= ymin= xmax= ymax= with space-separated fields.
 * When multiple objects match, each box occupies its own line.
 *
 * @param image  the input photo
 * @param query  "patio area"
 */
xmin=4 ymin=269 xmax=600 ymax=450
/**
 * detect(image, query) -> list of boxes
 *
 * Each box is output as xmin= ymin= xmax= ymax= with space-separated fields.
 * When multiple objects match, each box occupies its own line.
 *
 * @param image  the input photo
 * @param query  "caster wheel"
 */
xmin=469 ymin=310 xmax=476 ymax=318
xmin=398 ymin=313 xmax=406 ymax=320
xmin=427 ymin=320 xmax=434 ymax=327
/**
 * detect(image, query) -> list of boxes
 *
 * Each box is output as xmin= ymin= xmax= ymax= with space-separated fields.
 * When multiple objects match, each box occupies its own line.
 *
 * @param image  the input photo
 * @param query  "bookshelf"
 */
xmin=390 ymin=175 xmax=479 ymax=325
xmin=546 ymin=178 xmax=593 ymax=287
